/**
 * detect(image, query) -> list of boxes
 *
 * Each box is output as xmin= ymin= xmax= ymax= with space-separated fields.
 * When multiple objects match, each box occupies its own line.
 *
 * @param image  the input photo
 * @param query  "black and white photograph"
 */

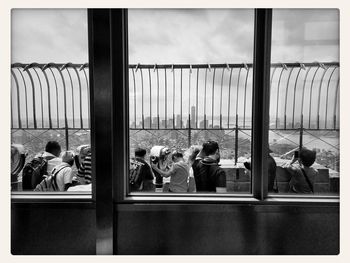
xmin=4 ymin=1 xmax=347 ymax=257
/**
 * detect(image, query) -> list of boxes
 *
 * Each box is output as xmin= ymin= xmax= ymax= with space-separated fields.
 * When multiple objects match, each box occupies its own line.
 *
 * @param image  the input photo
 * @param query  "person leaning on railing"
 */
xmin=193 ymin=141 xmax=227 ymax=193
xmin=282 ymin=148 xmax=318 ymax=194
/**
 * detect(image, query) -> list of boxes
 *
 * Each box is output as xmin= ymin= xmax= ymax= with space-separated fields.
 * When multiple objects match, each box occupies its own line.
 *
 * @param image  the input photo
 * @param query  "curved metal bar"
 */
xmin=227 ymin=67 xmax=233 ymax=129
xmin=324 ymin=66 xmax=338 ymax=129
xmin=180 ymin=68 xmax=183 ymax=128
xmin=32 ymin=68 xmax=45 ymax=128
xmin=283 ymin=67 xmax=295 ymax=129
xmin=48 ymin=67 xmax=60 ymax=128
xmin=23 ymin=68 xmax=37 ymax=129
xmin=219 ymin=67 xmax=225 ymax=128
xmin=308 ymin=66 xmax=321 ymax=129
xmin=235 ymin=67 xmax=242 ymax=120
xmin=82 ymin=68 xmax=90 ymax=128
xmin=41 ymin=70 xmax=53 ymax=129
xmin=275 ymin=67 xmax=286 ymax=129
xmin=16 ymin=69 xmax=29 ymax=128
xmin=195 ymin=68 xmax=199 ymax=128
xmin=156 ymin=67 xmax=160 ymax=129
xmin=300 ymin=67 xmax=313 ymax=123
xmin=11 ymin=69 xmax=22 ymax=128
xmin=64 ymin=68 xmax=76 ymax=129
xmin=131 ymin=68 xmax=136 ymax=129
xmin=333 ymin=77 xmax=340 ymax=129
xmin=270 ymin=66 xmax=278 ymax=84
xmin=56 ymin=68 xmax=69 ymax=131
xmin=291 ymin=67 xmax=303 ymax=129
xmin=140 ymin=68 xmax=144 ymax=129
xmin=211 ymin=68 xmax=216 ymax=127
xmin=164 ymin=68 xmax=167 ymax=129
xmin=316 ymin=66 xmax=330 ymax=129
xmin=243 ymin=67 xmax=250 ymax=128
xmin=188 ymin=67 xmax=191 ymax=127
xmin=204 ymin=68 xmax=208 ymax=128
xmin=148 ymin=68 xmax=152 ymax=127
xmin=172 ymin=67 xmax=175 ymax=128
xmin=71 ymin=67 xmax=84 ymax=129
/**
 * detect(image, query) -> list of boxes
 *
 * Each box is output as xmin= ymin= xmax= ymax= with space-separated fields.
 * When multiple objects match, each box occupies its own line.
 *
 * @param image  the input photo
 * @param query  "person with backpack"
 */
xmin=50 ymin=151 xmax=76 ymax=191
xmin=22 ymin=141 xmax=62 ymax=190
xmin=129 ymin=147 xmax=155 ymax=192
xmin=193 ymin=140 xmax=227 ymax=193
xmin=41 ymin=141 xmax=62 ymax=175
xmin=284 ymin=147 xmax=318 ymax=194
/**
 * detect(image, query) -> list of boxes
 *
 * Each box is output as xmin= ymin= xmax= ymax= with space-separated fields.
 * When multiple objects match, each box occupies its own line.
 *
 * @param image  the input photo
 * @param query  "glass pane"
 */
xmin=128 ymin=9 xmax=254 ymax=194
xmin=269 ymin=9 xmax=339 ymax=195
xmin=11 ymin=9 xmax=91 ymax=192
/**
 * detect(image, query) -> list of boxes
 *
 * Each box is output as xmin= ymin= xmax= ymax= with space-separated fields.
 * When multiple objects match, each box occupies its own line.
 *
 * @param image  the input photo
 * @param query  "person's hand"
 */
xmin=151 ymin=162 xmax=157 ymax=169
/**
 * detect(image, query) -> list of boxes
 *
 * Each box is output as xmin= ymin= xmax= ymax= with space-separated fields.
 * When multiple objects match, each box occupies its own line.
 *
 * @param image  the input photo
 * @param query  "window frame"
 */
xmin=10 ymin=8 xmax=339 ymax=205
xmin=119 ymin=8 xmax=339 ymax=204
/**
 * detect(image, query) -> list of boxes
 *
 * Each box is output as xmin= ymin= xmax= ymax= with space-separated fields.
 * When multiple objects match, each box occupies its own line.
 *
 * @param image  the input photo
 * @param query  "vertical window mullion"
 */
xmin=251 ymin=9 xmax=272 ymax=200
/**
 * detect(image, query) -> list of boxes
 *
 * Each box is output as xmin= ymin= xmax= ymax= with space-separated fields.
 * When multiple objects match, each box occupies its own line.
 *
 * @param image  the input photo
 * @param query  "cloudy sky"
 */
xmin=11 ymin=9 xmax=339 ymax=128
xmin=12 ymin=8 xmax=339 ymax=63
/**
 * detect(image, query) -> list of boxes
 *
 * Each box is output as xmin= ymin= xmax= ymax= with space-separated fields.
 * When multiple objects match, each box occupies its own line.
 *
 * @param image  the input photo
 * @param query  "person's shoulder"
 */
xmin=53 ymin=163 xmax=71 ymax=172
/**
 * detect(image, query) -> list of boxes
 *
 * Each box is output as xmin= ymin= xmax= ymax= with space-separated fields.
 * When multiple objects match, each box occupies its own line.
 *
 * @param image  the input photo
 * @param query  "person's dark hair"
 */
xmin=299 ymin=148 xmax=316 ymax=167
xmin=171 ymin=151 xmax=183 ymax=161
xmin=135 ymin=147 xmax=147 ymax=158
xmin=202 ymin=140 xmax=219 ymax=156
xmin=45 ymin=141 xmax=61 ymax=156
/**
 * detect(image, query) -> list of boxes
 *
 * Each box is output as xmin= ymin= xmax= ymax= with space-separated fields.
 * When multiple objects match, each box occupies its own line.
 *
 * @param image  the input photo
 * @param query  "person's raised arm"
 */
xmin=151 ymin=163 xmax=173 ymax=178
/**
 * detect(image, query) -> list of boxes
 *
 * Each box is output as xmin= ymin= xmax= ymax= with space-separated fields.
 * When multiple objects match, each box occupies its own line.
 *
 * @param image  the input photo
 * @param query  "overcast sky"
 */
xmin=12 ymin=8 xmax=339 ymax=63
xmin=11 ymin=9 xmax=339 ymax=127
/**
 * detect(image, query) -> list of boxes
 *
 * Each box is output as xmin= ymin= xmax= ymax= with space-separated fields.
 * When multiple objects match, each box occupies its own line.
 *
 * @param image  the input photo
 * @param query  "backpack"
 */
xmin=22 ymin=154 xmax=54 ymax=190
xmin=34 ymin=166 xmax=65 ymax=192
xmin=129 ymin=159 xmax=144 ymax=190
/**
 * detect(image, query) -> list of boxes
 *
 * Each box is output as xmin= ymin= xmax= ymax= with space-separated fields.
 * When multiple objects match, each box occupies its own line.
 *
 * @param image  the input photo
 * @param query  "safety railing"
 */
xmin=11 ymin=62 xmax=339 ymax=158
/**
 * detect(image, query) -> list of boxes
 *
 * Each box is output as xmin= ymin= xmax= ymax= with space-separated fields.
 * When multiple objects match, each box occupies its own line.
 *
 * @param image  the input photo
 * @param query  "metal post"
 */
xmin=235 ymin=114 xmax=239 ymax=166
xmin=251 ymin=9 xmax=272 ymax=200
xmin=188 ymin=114 xmax=191 ymax=148
xmin=299 ymin=115 xmax=303 ymax=151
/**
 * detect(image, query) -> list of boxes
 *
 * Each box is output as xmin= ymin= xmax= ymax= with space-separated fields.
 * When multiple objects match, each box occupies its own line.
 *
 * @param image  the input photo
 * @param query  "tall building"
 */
xmin=144 ymin=116 xmax=152 ymax=128
xmin=190 ymin=106 xmax=196 ymax=128
xmin=152 ymin=117 xmax=158 ymax=129
xmin=161 ymin=119 xmax=167 ymax=129
xmin=167 ymin=118 xmax=174 ymax=128
xmin=176 ymin=114 xmax=182 ymax=129
xmin=199 ymin=119 xmax=208 ymax=128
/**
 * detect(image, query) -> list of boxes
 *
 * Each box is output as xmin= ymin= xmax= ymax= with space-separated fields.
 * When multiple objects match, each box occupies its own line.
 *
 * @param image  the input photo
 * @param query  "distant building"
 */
xmin=161 ymin=119 xmax=167 ymax=129
xmin=199 ymin=119 xmax=208 ymax=128
xmin=152 ymin=117 xmax=158 ymax=128
xmin=190 ymin=106 xmax=196 ymax=128
xmin=167 ymin=118 xmax=174 ymax=128
xmin=176 ymin=114 xmax=182 ymax=129
xmin=144 ymin=116 xmax=152 ymax=128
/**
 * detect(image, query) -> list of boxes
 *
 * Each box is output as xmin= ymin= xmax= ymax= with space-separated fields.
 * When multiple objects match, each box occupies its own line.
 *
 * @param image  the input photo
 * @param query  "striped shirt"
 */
xmin=77 ymin=153 xmax=92 ymax=184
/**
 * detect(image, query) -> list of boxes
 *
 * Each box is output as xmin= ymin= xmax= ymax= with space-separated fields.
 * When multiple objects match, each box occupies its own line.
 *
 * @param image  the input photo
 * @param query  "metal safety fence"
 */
xmin=11 ymin=62 xmax=339 ymax=169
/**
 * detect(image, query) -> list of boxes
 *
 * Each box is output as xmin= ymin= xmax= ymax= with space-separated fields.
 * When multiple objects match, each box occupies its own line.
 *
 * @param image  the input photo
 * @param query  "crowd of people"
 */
xmin=11 ymin=141 xmax=92 ymax=192
xmin=11 ymin=140 xmax=319 ymax=194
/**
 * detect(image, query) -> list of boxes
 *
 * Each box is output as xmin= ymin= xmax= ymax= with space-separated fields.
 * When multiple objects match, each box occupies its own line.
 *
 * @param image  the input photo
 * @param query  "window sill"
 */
xmin=11 ymin=192 xmax=93 ymax=203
